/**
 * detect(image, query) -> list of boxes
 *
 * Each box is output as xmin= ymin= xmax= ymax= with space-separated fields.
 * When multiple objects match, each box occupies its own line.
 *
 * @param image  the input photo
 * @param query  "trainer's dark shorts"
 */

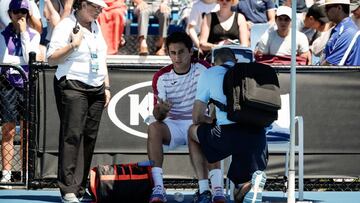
xmin=0 ymin=79 xmax=24 ymax=123
xmin=197 ymin=123 xmax=268 ymax=185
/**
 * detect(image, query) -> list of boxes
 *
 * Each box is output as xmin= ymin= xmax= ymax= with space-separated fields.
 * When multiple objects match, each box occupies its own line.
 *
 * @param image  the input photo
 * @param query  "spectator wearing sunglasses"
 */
xmin=0 ymin=0 xmax=40 ymax=189
xmin=0 ymin=0 xmax=42 ymax=33
xmin=321 ymin=0 xmax=360 ymax=66
xmin=47 ymin=0 xmax=110 ymax=202
xmin=199 ymin=0 xmax=250 ymax=58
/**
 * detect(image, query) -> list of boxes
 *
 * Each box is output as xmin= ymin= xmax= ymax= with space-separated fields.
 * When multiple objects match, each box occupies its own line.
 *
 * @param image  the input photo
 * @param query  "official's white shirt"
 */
xmin=47 ymin=13 xmax=107 ymax=87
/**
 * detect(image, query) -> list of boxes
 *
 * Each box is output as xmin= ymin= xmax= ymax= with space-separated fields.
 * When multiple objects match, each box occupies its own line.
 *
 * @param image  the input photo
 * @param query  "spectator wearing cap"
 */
xmin=321 ymin=0 xmax=360 ymax=65
xmin=254 ymin=6 xmax=311 ymax=65
xmin=279 ymin=0 xmax=313 ymax=31
xmin=0 ymin=0 xmax=42 ymax=33
xmin=350 ymin=0 xmax=360 ymax=28
xmin=303 ymin=3 xmax=335 ymax=59
xmin=0 ymin=0 xmax=40 ymax=188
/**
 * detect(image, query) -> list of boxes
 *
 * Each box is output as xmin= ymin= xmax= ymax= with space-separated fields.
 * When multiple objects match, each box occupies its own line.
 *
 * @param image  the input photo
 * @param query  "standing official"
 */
xmin=47 ymin=0 xmax=110 ymax=202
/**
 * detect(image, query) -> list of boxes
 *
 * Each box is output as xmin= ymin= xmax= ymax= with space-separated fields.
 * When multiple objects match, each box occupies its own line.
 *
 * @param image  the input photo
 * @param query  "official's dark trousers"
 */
xmin=54 ymin=77 xmax=105 ymax=196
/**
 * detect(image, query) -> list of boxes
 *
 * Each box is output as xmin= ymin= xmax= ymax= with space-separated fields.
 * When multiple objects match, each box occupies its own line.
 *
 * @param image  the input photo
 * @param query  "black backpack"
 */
xmin=210 ymin=62 xmax=281 ymax=127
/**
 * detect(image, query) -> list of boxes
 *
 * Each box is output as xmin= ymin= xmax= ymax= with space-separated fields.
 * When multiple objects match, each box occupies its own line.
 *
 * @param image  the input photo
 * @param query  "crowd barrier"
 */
xmin=31 ymin=65 xmax=360 ymax=183
xmin=0 ymin=63 xmax=31 ymax=188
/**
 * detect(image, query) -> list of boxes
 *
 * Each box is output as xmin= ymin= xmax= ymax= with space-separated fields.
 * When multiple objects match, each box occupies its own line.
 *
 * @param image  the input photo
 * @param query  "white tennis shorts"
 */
xmin=163 ymin=119 xmax=192 ymax=150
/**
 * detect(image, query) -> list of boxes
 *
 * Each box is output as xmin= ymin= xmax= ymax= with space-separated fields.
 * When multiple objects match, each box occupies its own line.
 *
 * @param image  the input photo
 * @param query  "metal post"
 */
xmin=288 ymin=0 xmax=297 ymax=202
xmin=27 ymin=52 xmax=38 ymax=188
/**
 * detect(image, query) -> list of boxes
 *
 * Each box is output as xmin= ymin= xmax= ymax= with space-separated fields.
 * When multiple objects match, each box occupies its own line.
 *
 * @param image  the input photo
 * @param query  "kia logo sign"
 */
xmin=108 ymin=81 xmax=154 ymax=139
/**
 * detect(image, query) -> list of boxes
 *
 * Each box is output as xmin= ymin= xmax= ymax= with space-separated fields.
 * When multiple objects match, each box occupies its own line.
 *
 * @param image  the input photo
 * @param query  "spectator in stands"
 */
xmin=321 ymin=0 xmax=360 ymax=65
xmin=199 ymin=0 xmax=250 ymax=57
xmin=97 ymin=0 xmax=127 ymax=55
xmin=255 ymin=6 xmax=311 ymax=65
xmin=303 ymin=3 xmax=334 ymax=61
xmin=0 ymin=0 xmax=40 ymax=188
xmin=233 ymin=0 xmax=276 ymax=48
xmin=280 ymin=0 xmax=312 ymax=27
xmin=0 ymin=0 xmax=42 ymax=33
xmin=350 ymin=0 xmax=360 ymax=28
xmin=188 ymin=47 xmax=268 ymax=203
xmin=43 ymin=0 xmax=74 ymax=44
xmin=234 ymin=0 xmax=276 ymax=26
xmin=132 ymin=0 xmax=171 ymax=56
xmin=47 ymin=0 xmax=110 ymax=202
xmin=146 ymin=32 xmax=210 ymax=203
xmin=187 ymin=0 xmax=219 ymax=55
xmin=176 ymin=0 xmax=192 ymax=31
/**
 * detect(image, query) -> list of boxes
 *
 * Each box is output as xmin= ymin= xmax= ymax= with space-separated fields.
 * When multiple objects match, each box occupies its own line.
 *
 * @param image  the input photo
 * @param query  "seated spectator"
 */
xmin=321 ymin=0 xmax=360 ymax=66
xmin=97 ymin=0 xmax=127 ymax=55
xmin=187 ymin=0 xmax=219 ymax=54
xmin=255 ymin=6 xmax=311 ymax=65
xmin=350 ymin=0 xmax=360 ymax=28
xmin=234 ymin=0 xmax=276 ymax=48
xmin=233 ymin=0 xmax=276 ymax=26
xmin=280 ymin=0 xmax=312 ymax=29
xmin=132 ymin=0 xmax=171 ymax=56
xmin=0 ymin=0 xmax=40 ymax=188
xmin=303 ymin=3 xmax=335 ymax=60
xmin=199 ymin=0 xmax=250 ymax=57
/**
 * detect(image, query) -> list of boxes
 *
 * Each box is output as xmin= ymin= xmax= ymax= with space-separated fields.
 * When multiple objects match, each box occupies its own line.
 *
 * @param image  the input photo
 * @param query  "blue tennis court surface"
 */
xmin=0 ymin=189 xmax=359 ymax=203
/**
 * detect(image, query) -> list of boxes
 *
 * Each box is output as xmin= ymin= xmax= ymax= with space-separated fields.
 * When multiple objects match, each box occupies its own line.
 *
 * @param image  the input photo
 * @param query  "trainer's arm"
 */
xmin=192 ymin=100 xmax=213 ymax=125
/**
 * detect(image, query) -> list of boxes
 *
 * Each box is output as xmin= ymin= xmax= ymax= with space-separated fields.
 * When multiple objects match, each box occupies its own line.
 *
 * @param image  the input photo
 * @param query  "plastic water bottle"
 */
xmin=173 ymin=192 xmax=184 ymax=202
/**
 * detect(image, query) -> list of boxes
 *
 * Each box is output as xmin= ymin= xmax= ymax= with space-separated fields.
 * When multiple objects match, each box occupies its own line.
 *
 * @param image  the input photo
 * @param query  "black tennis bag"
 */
xmin=89 ymin=161 xmax=153 ymax=203
xmin=210 ymin=62 xmax=281 ymax=127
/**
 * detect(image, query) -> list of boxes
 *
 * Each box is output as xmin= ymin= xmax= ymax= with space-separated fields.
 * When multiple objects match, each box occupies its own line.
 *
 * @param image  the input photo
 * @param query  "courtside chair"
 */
xmin=226 ymin=94 xmax=304 ymax=201
xmin=250 ymin=23 xmax=271 ymax=51
xmin=211 ymin=45 xmax=254 ymax=64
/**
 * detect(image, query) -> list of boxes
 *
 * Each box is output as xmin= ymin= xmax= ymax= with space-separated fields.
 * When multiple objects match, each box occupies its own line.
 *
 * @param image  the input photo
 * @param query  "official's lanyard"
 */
xmin=74 ymin=12 xmax=99 ymax=73
xmin=82 ymin=23 xmax=99 ymax=73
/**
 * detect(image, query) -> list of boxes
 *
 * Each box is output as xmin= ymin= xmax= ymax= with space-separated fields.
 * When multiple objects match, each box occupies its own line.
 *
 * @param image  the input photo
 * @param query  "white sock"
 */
xmin=151 ymin=167 xmax=164 ymax=188
xmin=209 ymin=169 xmax=223 ymax=191
xmin=2 ymin=170 xmax=11 ymax=181
xmin=198 ymin=179 xmax=210 ymax=194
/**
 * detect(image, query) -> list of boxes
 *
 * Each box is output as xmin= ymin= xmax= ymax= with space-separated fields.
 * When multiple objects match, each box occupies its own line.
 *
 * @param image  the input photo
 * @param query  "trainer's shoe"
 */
xmin=212 ymin=186 xmax=226 ymax=203
xmin=193 ymin=190 xmax=212 ymax=203
xmin=243 ymin=170 xmax=267 ymax=203
xmin=62 ymin=193 xmax=80 ymax=203
xmin=233 ymin=182 xmax=251 ymax=203
xmin=149 ymin=185 xmax=167 ymax=203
